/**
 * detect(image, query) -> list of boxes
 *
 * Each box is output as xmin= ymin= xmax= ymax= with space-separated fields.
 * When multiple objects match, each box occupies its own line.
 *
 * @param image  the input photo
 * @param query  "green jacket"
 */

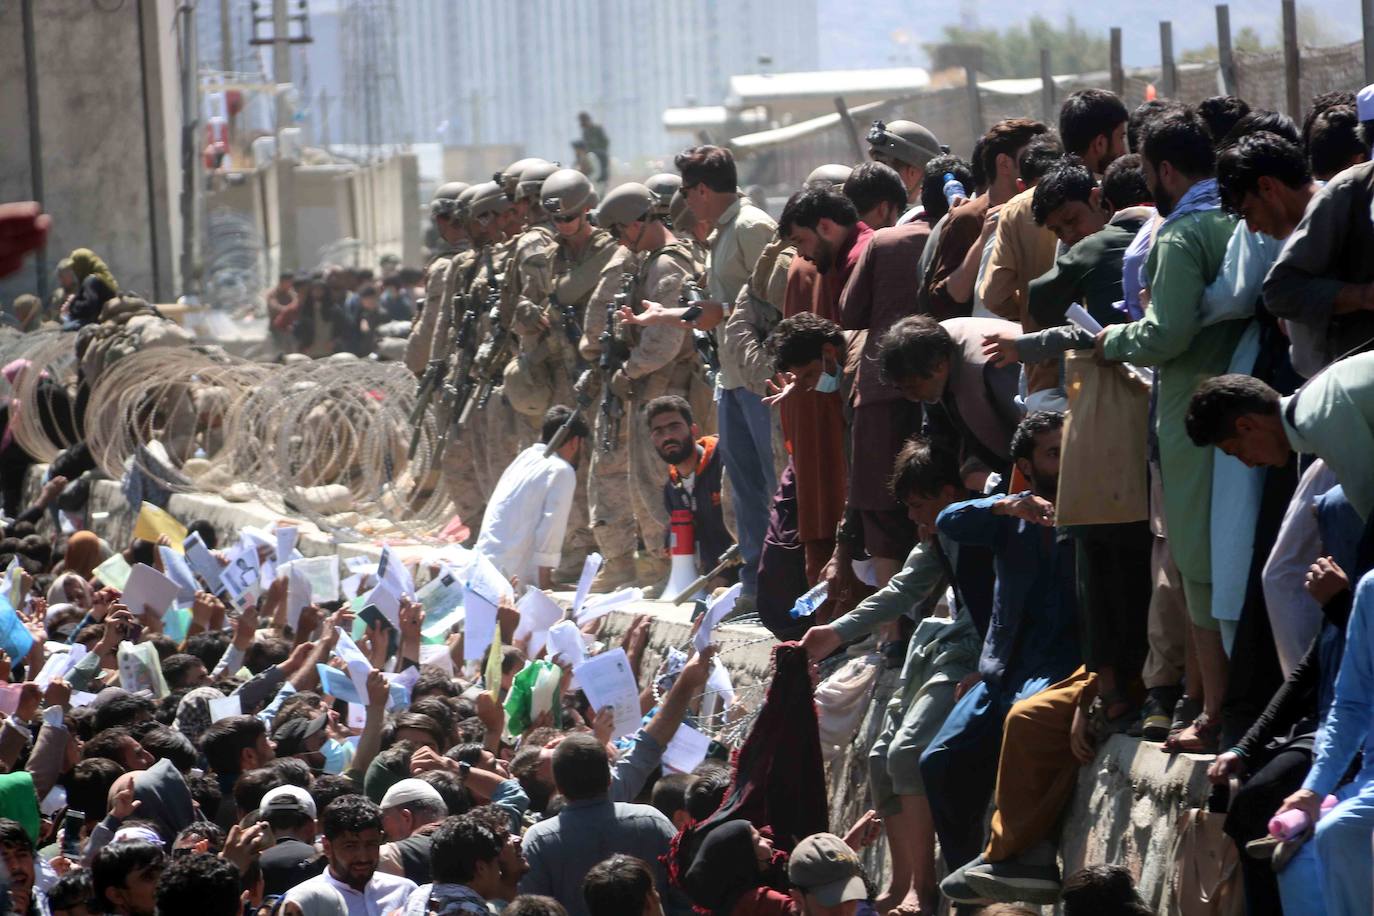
xmin=1027 ymin=210 xmax=1149 ymax=330
xmin=1102 ymin=208 xmax=1244 ymax=588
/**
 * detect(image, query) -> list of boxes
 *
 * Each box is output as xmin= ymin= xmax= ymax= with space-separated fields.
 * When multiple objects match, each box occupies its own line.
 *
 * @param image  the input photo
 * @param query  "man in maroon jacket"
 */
xmin=838 ymin=163 xmax=935 ymax=588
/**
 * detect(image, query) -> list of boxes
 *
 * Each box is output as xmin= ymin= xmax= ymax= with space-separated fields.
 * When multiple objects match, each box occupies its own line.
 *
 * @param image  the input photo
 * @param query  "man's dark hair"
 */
xmin=1142 ymin=109 xmax=1217 ymax=179
xmin=684 ymin=763 xmax=730 ymax=822
xmin=1196 ymin=95 xmax=1252 ymax=145
xmin=1225 ymin=109 xmax=1300 ymax=146
xmin=92 ymin=841 xmax=165 ymax=905
xmin=174 ymin=822 xmax=225 ymax=854
xmin=233 ymin=767 xmax=285 ymax=816
xmin=244 ymin=636 xmax=291 ymax=674
xmin=414 ymin=666 xmax=460 ymax=699
xmin=183 ymin=632 xmax=230 ymax=671
xmin=889 ymin=436 xmax=963 ymax=502
xmin=82 ymin=727 xmax=136 ymax=766
xmin=919 ymin=153 xmax=974 ymax=222
xmin=509 ymin=746 xmax=553 ymax=815
xmin=93 ymin=692 xmax=154 ymax=734
xmin=1058 ymin=89 xmax=1130 ymax=159
xmin=1060 ymin=864 xmax=1145 ymax=916
xmin=430 ymin=814 xmax=503 ymax=885
xmin=269 ymin=754 xmax=315 ymax=788
xmin=1100 ymin=154 xmax=1152 ymax=211
xmin=410 ymin=696 xmax=457 ymax=742
xmin=981 ymin=118 xmax=1050 ymax=179
xmin=187 ymin=520 xmax=218 ymax=550
xmin=66 ymin=757 xmax=126 ymax=821
xmin=1018 ymin=134 xmax=1066 ymax=185
xmin=968 ymin=136 xmax=990 ymax=192
xmin=778 ymin=187 xmax=859 ymax=238
xmin=417 ymin=769 xmax=473 ymax=816
xmin=506 ymin=895 xmax=570 ymax=916
xmin=389 ymin=712 xmax=446 ymax=748
xmin=199 ymin=715 xmax=267 ymax=775
xmin=309 ymin=776 xmax=358 ymax=818
xmin=551 ymin=733 xmax=611 ymax=801
xmin=767 ymin=313 xmax=845 ymax=373
xmin=47 ymin=869 xmax=94 ymax=912
xmin=1127 ymin=99 xmax=1186 ymax=154
xmin=320 ymin=794 xmax=384 ymax=839
xmin=674 ymin=146 xmax=737 ymax=193
xmin=650 ymin=773 xmax=693 ymax=821
xmin=1217 ymin=132 xmax=1311 ymax=215
xmin=878 ymin=315 xmax=955 ymax=383
xmin=1307 ymin=106 xmax=1368 ymax=179
xmin=1302 ymin=90 xmax=1357 ymax=148
xmin=134 ymin=724 xmax=197 ymax=773
xmin=161 ymin=654 xmax=205 ymax=690
xmin=645 ymin=395 xmax=693 ymax=430
xmin=1031 ymin=160 xmax=1096 ymax=226
xmin=842 ymin=161 xmax=908 ymax=217
xmin=540 ymin=405 xmax=589 ymax=445
xmin=584 ymin=854 xmax=655 ymax=916
xmin=186 ymin=773 xmax=223 ymax=820
xmin=1185 ymin=373 xmax=1281 ymax=446
xmin=156 ymin=852 xmax=241 ymax=916
xmin=1010 ymin=411 xmax=1065 ymax=464
xmin=0 ymin=818 xmax=33 ymax=856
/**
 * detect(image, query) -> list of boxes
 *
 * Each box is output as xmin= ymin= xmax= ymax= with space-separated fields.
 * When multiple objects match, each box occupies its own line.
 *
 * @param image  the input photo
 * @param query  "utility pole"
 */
xmin=272 ymin=0 xmax=290 ymax=131
xmin=318 ymin=87 xmax=331 ymax=149
xmin=219 ymin=0 xmax=233 ymax=73
xmin=179 ymin=0 xmax=202 ymax=299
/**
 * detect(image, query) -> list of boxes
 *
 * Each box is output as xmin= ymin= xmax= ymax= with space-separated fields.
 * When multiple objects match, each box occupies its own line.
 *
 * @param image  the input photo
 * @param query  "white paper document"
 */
xmin=576 ymin=587 xmax=644 ymax=626
xmin=462 ymin=587 xmax=498 ymax=662
xmin=574 ymin=647 xmax=641 ymax=740
xmin=694 ymin=582 xmax=742 ymax=652
xmin=546 ymin=619 xmax=586 ymax=668
xmin=122 ymin=564 xmax=181 ymax=619
xmin=208 ymin=694 xmax=242 ymax=722
xmin=571 ymin=553 xmax=603 ymax=617
xmin=662 ymin=724 xmax=713 ymax=773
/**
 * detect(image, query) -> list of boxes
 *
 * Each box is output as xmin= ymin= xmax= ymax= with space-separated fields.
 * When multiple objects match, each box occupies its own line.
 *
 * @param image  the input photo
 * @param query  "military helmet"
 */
xmin=804 ymin=164 xmax=853 ymax=189
xmin=468 ymin=180 xmax=512 ymax=221
xmin=596 ymin=182 xmax=655 ymax=231
xmin=643 ymin=173 xmax=682 ymax=215
xmin=866 ymin=119 xmax=943 ymax=170
xmin=496 ymin=157 xmax=548 ymax=196
xmin=668 ymin=189 xmax=696 ymax=234
xmin=431 ymin=181 xmax=472 ymax=220
xmin=540 ymin=169 xmax=596 ymax=217
xmin=516 ymin=161 xmax=562 ymax=203
xmin=433 ymin=181 xmax=470 ymax=202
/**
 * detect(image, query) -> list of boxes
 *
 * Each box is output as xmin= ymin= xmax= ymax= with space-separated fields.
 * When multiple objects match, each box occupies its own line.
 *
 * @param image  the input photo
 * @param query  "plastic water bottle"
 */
xmin=1268 ymin=795 xmax=1338 ymax=839
xmin=942 ymin=173 xmax=967 ymax=207
xmin=789 ymin=581 xmax=830 ymax=619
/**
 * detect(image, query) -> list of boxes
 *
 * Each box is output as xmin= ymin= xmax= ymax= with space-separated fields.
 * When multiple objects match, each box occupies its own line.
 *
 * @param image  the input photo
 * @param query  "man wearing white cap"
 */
xmin=787 ymin=833 xmax=870 ymax=916
xmin=378 ymin=778 xmax=449 ymax=885
xmin=258 ymin=785 xmax=325 ymax=896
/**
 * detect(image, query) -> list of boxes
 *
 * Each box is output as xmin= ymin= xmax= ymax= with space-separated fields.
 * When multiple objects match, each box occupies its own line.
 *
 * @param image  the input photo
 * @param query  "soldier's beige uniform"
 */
xmin=588 ymin=242 xmax=700 ymax=560
xmin=466 ymin=239 xmax=524 ymax=499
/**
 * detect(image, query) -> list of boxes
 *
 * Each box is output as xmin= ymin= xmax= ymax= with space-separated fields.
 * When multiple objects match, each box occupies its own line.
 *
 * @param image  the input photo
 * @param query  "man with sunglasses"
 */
xmin=866 ymin=119 xmax=944 ymax=225
xmin=579 ymin=181 xmax=703 ymax=593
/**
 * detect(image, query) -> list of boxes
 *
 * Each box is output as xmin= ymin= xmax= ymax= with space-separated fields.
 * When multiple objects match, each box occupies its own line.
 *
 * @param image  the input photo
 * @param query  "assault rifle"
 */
xmin=598 ymin=273 xmax=633 ymax=452
xmin=679 ymin=280 xmax=720 ymax=388
xmin=456 ymin=289 xmax=511 ymax=431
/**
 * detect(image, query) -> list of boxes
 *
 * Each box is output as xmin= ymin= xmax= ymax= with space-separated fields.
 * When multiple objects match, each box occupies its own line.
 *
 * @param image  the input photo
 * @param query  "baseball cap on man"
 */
xmin=787 ymin=833 xmax=867 ymax=907
xmin=260 ymin=785 xmax=317 ymax=819
xmin=273 ymin=714 xmax=328 ymax=757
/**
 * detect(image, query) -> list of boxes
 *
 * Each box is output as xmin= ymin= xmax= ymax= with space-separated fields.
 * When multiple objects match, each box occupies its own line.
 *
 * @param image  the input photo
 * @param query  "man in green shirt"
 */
xmin=1185 ymin=353 xmax=1374 ymax=522
xmin=1091 ymin=108 xmax=1247 ymax=752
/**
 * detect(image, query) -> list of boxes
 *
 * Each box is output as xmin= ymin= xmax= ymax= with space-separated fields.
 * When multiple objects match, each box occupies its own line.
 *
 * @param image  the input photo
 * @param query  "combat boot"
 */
xmin=637 ymin=554 xmax=671 ymax=598
xmin=589 ymin=555 xmax=639 ymax=593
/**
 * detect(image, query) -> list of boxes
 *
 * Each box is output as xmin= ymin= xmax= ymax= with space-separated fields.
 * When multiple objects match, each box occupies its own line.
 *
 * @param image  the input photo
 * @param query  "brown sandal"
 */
xmin=1162 ymin=713 xmax=1220 ymax=754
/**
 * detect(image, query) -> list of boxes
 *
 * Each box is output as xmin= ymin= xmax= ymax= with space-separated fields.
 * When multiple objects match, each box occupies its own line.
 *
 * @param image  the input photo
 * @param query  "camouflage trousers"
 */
xmin=589 ymin=363 xmax=694 ymax=560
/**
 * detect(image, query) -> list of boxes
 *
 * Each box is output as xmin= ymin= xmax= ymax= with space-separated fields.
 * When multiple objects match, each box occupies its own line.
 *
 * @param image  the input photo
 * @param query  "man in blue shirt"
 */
xmin=919 ymin=411 xmax=1082 ymax=906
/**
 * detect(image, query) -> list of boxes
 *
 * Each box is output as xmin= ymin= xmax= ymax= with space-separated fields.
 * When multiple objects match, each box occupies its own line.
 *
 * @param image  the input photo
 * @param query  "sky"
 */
xmin=816 ymin=0 xmax=1359 ymax=71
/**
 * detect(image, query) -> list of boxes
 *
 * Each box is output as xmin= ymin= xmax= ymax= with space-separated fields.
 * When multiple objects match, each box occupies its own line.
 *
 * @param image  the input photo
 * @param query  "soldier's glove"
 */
xmin=609 ymin=368 xmax=635 ymax=401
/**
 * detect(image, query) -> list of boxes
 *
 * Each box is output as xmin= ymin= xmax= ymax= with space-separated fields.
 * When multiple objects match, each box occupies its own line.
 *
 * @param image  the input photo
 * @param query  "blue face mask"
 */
xmin=814 ymin=357 xmax=840 ymax=394
xmin=320 ymin=738 xmax=353 ymax=775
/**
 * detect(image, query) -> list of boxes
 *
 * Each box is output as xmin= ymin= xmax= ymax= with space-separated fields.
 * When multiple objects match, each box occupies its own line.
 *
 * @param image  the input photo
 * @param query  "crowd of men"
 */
xmin=0 ymin=69 xmax=1372 ymax=916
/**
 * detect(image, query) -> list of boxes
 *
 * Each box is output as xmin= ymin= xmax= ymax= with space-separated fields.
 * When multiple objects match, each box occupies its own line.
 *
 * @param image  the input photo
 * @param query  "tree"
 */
xmin=928 ymin=15 xmax=1109 ymax=79
xmin=1181 ymin=26 xmax=1266 ymax=64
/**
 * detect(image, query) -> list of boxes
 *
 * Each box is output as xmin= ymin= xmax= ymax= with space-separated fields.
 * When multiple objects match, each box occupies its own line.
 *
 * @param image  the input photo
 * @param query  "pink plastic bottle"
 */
xmin=1268 ymin=795 xmax=1339 ymax=839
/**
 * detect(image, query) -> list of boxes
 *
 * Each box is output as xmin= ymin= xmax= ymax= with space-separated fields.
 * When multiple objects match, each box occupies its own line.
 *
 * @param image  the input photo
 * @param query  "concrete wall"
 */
xmin=442 ymin=145 xmax=524 ymax=186
xmin=337 ymin=153 xmax=421 ymax=271
xmin=0 ymin=0 xmax=179 ymax=306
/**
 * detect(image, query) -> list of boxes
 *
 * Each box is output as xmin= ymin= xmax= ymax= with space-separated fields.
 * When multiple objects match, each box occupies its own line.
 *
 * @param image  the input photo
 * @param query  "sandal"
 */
xmin=1162 ymin=713 xmax=1221 ymax=754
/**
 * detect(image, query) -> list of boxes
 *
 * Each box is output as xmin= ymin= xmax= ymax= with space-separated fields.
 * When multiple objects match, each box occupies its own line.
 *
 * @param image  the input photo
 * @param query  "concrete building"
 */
xmin=406 ymin=0 xmax=819 ymax=167
xmin=1 ymin=0 xmax=183 ymax=305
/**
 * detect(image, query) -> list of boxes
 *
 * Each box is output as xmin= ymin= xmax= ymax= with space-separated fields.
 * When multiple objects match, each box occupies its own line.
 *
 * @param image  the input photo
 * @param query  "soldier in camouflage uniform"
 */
xmin=581 ymin=182 xmax=704 ymax=591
